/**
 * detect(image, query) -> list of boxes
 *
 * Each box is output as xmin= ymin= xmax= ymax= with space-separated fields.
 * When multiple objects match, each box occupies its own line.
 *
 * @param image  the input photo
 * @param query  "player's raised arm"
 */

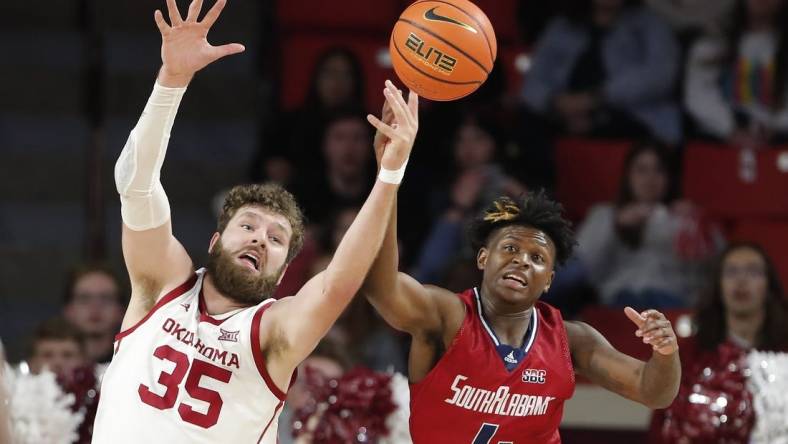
xmin=117 ymin=0 xmax=245 ymax=304
xmin=566 ymin=308 xmax=681 ymax=409
xmin=262 ymin=81 xmax=419 ymax=378
xmin=360 ymin=82 xmax=456 ymax=336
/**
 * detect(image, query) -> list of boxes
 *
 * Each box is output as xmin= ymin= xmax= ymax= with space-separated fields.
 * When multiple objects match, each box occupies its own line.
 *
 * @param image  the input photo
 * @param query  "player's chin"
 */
xmin=496 ymin=282 xmax=537 ymax=304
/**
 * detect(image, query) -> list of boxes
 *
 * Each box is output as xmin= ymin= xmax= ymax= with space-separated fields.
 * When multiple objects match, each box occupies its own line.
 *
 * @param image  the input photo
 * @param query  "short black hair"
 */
xmin=468 ymin=191 xmax=576 ymax=266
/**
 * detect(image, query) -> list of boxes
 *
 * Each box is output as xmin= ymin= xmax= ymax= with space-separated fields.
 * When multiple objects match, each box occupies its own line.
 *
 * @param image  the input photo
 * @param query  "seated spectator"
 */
xmin=62 ymin=263 xmax=126 ymax=363
xmin=685 ymin=0 xmax=788 ymax=147
xmin=27 ymin=318 xmax=86 ymax=383
xmin=649 ymin=242 xmax=788 ymax=443
xmin=278 ymin=337 xmax=352 ymax=444
xmin=574 ymin=141 xmax=721 ymax=308
xmin=411 ymin=114 xmax=525 ymax=284
xmin=521 ymin=0 xmax=682 ymax=148
xmin=646 ymin=0 xmax=734 ymax=35
xmin=291 ymin=109 xmax=375 ymax=226
xmin=309 ymin=206 xmax=360 ymax=277
xmin=252 ymin=47 xmax=366 ymax=186
xmin=310 ymin=206 xmax=408 ymax=374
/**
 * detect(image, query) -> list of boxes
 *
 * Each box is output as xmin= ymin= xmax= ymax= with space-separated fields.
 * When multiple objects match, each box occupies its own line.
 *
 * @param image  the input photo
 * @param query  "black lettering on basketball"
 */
xmin=404 ymin=32 xmax=457 ymax=75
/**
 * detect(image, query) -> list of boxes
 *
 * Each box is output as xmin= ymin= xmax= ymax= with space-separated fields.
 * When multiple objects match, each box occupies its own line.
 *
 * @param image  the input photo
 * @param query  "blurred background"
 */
xmin=2 ymin=0 xmax=788 ymax=442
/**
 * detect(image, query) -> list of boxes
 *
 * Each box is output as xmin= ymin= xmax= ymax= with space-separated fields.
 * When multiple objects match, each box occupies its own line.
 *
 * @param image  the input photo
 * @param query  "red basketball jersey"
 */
xmin=409 ymin=288 xmax=575 ymax=443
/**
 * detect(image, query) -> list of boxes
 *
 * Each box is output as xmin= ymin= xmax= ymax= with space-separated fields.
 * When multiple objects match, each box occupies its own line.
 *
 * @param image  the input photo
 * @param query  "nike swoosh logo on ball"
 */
xmin=423 ymin=7 xmax=478 ymax=34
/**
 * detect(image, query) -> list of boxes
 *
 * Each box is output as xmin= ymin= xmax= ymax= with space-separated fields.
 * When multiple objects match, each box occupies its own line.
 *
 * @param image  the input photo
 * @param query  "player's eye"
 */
xmin=241 ymin=224 xmax=253 ymax=231
xmin=269 ymin=236 xmax=281 ymax=244
xmin=532 ymin=254 xmax=544 ymax=263
xmin=504 ymin=244 xmax=516 ymax=252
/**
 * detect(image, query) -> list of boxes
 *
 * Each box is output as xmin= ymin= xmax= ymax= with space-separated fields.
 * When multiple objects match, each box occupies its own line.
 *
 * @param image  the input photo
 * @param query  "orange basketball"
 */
xmin=389 ymin=0 xmax=497 ymax=101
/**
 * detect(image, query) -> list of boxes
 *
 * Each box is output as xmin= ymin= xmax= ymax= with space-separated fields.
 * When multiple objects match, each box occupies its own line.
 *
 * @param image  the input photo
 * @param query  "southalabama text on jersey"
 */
xmin=444 ymin=375 xmax=555 ymax=417
xmin=161 ymin=317 xmax=241 ymax=369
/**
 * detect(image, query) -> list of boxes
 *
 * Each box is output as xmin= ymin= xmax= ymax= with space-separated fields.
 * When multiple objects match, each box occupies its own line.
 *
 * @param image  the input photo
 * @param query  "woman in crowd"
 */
xmin=573 ymin=140 xmax=721 ymax=308
xmin=649 ymin=242 xmax=788 ymax=442
xmin=251 ymin=47 xmax=366 ymax=185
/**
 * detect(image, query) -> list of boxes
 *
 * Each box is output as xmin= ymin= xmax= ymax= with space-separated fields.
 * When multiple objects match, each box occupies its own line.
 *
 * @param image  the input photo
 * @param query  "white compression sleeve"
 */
xmin=115 ymin=82 xmax=186 ymax=231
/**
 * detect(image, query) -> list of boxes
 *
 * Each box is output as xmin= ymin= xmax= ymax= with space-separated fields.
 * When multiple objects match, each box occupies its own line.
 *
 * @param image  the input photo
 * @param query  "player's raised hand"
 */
xmin=154 ymin=0 xmax=245 ymax=84
xmin=372 ymin=93 xmax=395 ymax=169
xmin=367 ymin=80 xmax=419 ymax=173
xmin=625 ymin=307 xmax=678 ymax=356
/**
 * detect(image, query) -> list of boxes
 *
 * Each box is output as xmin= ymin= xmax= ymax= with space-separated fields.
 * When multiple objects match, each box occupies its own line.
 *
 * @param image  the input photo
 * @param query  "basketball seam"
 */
xmin=398 ymin=17 xmax=490 ymax=75
xmin=409 ymin=0 xmax=495 ymax=66
xmin=392 ymin=35 xmax=482 ymax=86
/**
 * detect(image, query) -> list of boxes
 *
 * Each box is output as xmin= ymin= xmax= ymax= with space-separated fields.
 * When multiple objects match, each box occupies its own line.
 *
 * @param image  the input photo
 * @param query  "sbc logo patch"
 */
xmin=522 ymin=369 xmax=546 ymax=384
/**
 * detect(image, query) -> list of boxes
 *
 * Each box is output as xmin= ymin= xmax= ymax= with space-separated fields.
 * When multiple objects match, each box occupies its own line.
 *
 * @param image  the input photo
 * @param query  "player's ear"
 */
xmin=477 ymin=247 xmax=488 ymax=270
xmin=208 ymin=232 xmax=221 ymax=253
xmin=544 ymin=270 xmax=555 ymax=293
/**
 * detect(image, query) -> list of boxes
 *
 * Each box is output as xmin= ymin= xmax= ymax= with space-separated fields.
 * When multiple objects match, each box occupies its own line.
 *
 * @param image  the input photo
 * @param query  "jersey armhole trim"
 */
xmin=251 ymin=302 xmax=291 ymax=401
xmin=115 ymin=274 xmax=198 ymax=341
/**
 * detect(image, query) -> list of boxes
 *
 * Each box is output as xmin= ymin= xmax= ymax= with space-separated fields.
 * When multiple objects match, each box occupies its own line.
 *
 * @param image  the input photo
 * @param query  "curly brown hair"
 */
xmin=217 ymin=183 xmax=306 ymax=262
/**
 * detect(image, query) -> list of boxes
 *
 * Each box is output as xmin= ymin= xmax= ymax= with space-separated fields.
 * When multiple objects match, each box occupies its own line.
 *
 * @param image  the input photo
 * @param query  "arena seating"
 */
xmin=278 ymin=33 xmax=392 ymax=111
xmin=554 ymin=138 xmax=631 ymax=221
xmin=683 ymin=142 xmax=788 ymax=220
xmin=278 ymin=0 xmax=400 ymax=33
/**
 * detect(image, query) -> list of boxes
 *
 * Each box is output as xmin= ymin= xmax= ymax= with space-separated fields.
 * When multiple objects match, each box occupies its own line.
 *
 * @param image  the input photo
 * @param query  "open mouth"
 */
xmin=238 ymin=252 xmax=260 ymax=271
xmin=503 ymin=273 xmax=528 ymax=288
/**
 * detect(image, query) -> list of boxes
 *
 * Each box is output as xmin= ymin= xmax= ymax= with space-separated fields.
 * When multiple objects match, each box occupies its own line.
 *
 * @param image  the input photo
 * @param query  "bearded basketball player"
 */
xmin=91 ymin=1 xmax=419 ymax=442
xmin=362 ymin=88 xmax=681 ymax=443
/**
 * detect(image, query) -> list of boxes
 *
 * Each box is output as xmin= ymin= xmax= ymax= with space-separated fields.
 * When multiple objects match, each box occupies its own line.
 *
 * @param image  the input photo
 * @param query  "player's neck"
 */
xmin=202 ymin=274 xmax=249 ymax=314
xmin=479 ymin=292 xmax=533 ymax=348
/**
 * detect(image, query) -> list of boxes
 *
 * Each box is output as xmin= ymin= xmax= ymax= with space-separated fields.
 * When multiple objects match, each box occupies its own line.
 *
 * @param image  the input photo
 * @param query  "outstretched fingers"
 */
xmin=367 ymin=114 xmax=399 ymax=141
xmin=165 ymin=0 xmax=184 ymax=26
xmin=624 ymin=306 xmax=645 ymax=328
xmin=154 ymin=10 xmax=170 ymax=34
xmin=408 ymin=90 xmax=419 ymax=123
xmin=384 ymin=81 xmax=415 ymax=130
xmin=201 ymin=0 xmax=227 ymax=28
xmin=186 ymin=0 xmax=204 ymax=22
xmin=209 ymin=43 xmax=246 ymax=61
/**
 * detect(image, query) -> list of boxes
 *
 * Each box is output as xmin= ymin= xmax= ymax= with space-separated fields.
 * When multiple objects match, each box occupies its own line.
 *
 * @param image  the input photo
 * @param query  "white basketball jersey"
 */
xmin=93 ymin=269 xmax=290 ymax=443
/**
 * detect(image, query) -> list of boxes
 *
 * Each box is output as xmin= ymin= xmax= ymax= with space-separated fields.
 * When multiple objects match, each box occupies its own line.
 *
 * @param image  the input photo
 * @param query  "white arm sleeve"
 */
xmin=115 ymin=81 xmax=187 ymax=231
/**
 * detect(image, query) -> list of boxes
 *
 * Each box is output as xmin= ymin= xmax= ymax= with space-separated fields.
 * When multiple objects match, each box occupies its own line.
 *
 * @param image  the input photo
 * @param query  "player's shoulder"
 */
xmin=423 ymin=284 xmax=467 ymax=311
xmin=534 ymin=300 xmax=565 ymax=321
xmin=421 ymin=285 xmax=469 ymax=334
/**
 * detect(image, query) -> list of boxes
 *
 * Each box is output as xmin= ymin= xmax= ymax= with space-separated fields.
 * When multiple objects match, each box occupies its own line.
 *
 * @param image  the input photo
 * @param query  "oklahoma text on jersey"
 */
xmin=445 ymin=374 xmax=556 ymax=417
xmin=161 ymin=317 xmax=241 ymax=369
xmin=92 ymin=270 xmax=292 ymax=444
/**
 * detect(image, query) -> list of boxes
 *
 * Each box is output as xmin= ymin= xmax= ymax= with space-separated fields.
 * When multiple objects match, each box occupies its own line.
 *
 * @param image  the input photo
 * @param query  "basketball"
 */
xmin=389 ymin=0 xmax=497 ymax=101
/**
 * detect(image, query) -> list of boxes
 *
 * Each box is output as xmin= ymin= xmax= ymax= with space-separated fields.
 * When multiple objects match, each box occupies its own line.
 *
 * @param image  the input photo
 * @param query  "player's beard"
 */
xmin=206 ymin=238 xmax=283 ymax=305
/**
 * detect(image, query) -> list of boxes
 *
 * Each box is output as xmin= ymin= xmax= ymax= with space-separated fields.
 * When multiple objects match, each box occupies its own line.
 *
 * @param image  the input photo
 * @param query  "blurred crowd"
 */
xmin=3 ymin=0 xmax=788 ymax=442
